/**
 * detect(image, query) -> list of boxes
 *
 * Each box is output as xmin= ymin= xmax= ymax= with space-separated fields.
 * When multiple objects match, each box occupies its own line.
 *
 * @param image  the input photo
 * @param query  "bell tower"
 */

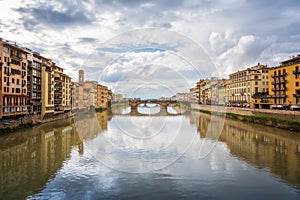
xmin=79 ymin=70 xmax=84 ymax=83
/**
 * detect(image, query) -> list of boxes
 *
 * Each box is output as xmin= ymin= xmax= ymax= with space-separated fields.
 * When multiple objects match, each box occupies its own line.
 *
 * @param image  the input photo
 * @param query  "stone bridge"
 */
xmin=129 ymin=100 xmax=178 ymax=116
xmin=113 ymin=100 xmax=180 ymax=116
xmin=128 ymin=100 xmax=177 ymax=109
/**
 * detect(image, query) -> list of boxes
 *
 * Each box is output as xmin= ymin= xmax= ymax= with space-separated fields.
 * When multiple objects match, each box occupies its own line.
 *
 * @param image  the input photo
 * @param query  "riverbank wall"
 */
xmin=189 ymin=103 xmax=300 ymax=131
xmin=0 ymin=112 xmax=72 ymax=133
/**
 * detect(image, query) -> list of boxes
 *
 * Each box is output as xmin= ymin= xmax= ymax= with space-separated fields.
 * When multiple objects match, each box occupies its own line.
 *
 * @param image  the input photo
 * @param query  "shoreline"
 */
xmin=0 ymin=107 xmax=109 ymax=134
xmin=187 ymin=104 xmax=300 ymax=131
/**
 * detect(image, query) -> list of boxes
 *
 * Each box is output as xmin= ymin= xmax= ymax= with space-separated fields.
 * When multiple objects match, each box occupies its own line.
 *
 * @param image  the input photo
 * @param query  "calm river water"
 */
xmin=1 ymin=105 xmax=300 ymax=199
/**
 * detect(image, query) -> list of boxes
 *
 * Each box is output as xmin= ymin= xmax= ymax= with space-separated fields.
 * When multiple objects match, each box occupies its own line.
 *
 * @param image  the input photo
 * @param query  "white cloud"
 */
xmin=1 ymin=0 xmax=300 ymax=97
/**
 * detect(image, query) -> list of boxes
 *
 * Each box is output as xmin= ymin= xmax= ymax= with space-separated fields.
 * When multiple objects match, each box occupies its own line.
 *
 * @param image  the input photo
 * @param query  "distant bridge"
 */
xmin=112 ymin=100 xmax=181 ymax=116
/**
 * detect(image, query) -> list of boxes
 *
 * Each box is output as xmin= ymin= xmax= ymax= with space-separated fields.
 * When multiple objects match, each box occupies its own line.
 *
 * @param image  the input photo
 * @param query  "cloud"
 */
xmin=15 ymin=4 xmax=93 ymax=30
xmin=213 ymin=35 xmax=274 ymax=77
xmin=1 ymin=0 xmax=300 ymax=98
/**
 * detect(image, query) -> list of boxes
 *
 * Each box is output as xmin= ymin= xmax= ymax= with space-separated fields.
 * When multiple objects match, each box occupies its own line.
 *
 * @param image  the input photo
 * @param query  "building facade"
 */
xmin=227 ymin=63 xmax=269 ymax=108
xmin=41 ymin=58 xmax=54 ymax=117
xmin=27 ymin=52 xmax=43 ymax=114
xmin=269 ymin=55 xmax=300 ymax=110
xmin=73 ymin=70 xmax=111 ymax=111
xmin=0 ymin=39 xmax=28 ymax=118
xmin=53 ymin=65 xmax=72 ymax=113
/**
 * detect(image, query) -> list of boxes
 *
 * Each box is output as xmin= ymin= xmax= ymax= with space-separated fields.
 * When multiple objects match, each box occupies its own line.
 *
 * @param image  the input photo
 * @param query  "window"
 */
xmin=255 ymin=81 xmax=258 ymax=85
xmin=3 ymin=46 xmax=8 ymax=52
xmin=12 ymin=88 xmax=14 ymax=93
xmin=297 ymin=82 xmax=299 ymax=87
xmin=12 ymin=78 xmax=15 ymax=83
xmin=255 ymin=87 xmax=259 ymax=92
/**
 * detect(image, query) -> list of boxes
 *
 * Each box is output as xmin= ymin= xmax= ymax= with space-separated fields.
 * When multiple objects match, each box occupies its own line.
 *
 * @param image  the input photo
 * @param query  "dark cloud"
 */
xmin=78 ymin=37 xmax=99 ymax=43
xmin=15 ymin=4 xmax=93 ymax=30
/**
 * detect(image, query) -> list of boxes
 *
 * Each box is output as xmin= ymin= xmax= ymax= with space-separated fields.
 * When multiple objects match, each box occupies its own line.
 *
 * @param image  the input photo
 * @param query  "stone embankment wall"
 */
xmin=0 ymin=112 xmax=72 ymax=130
xmin=190 ymin=104 xmax=300 ymax=121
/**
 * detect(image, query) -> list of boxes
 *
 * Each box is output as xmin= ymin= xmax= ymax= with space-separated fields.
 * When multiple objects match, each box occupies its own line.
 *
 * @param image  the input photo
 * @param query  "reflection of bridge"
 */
xmin=113 ymin=100 xmax=181 ymax=116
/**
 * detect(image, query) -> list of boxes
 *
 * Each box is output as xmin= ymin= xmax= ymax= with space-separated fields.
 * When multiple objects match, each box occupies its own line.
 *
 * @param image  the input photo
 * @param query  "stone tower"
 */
xmin=79 ymin=70 xmax=84 ymax=83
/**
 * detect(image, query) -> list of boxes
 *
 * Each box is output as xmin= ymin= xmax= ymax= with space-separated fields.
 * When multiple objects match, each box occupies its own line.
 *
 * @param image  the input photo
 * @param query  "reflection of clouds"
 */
xmin=84 ymin=116 xmax=199 ymax=172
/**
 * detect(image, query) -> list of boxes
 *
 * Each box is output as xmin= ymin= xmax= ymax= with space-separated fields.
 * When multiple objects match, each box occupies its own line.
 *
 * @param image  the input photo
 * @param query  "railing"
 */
xmin=260 ymin=99 xmax=269 ymax=103
xmin=272 ymin=87 xmax=286 ymax=91
xmin=293 ymin=70 xmax=300 ymax=75
xmin=272 ymin=94 xmax=287 ymax=98
xmin=293 ymin=94 xmax=300 ymax=97
xmin=271 ymin=73 xmax=287 ymax=78
xmin=10 ymin=54 xmax=22 ymax=60
xmin=272 ymin=80 xmax=287 ymax=84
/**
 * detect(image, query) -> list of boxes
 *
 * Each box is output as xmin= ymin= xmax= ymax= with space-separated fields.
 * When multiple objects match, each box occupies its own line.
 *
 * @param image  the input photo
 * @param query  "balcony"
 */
xmin=279 ymin=79 xmax=287 ymax=84
xmin=272 ymin=87 xmax=286 ymax=91
xmin=10 ymin=54 xmax=22 ymax=60
xmin=293 ymin=70 xmax=300 ymax=75
xmin=272 ymin=94 xmax=287 ymax=98
xmin=271 ymin=73 xmax=287 ymax=78
xmin=260 ymin=99 xmax=270 ymax=103
xmin=271 ymin=79 xmax=287 ymax=84
xmin=293 ymin=94 xmax=300 ymax=97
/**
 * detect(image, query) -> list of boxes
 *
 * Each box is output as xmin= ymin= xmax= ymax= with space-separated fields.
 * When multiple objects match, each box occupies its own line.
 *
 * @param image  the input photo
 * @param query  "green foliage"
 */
xmin=95 ymin=107 xmax=107 ymax=112
xmin=193 ymin=108 xmax=300 ymax=131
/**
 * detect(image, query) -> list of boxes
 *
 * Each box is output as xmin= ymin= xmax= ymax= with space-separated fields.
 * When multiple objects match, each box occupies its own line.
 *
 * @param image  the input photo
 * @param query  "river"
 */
xmin=0 ymin=105 xmax=300 ymax=199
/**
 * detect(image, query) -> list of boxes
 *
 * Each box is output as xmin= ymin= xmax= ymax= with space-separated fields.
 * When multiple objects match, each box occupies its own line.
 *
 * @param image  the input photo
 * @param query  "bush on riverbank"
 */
xmin=193 ymin=108 xmax=300 ymax=131
xmin=95 ymin=107 xmax=107 ymax=112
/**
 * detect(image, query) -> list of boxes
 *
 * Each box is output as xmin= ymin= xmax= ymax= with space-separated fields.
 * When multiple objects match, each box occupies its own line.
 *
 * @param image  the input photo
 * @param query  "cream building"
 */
xmin=227 ymin=63 xmax=269 ymax=108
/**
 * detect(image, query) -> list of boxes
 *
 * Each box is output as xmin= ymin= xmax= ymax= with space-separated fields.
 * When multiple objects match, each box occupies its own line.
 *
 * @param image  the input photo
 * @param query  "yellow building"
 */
xmin=269 ymin=55 xmax=300 ymax=110
xmin=96 ymin=84 xmax=109 ymax=109
xmin=41 ymin=58 xmax=54 ymax=117
xmin=227 ymin=63 xmax=269 ymax=108
xmin=0 ymin=39 xmax=28 ymax=118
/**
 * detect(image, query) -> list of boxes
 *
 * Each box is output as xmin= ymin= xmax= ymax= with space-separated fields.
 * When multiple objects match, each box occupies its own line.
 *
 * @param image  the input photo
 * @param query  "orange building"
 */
xmin=0 ymin=39 xmax=28 ymax=118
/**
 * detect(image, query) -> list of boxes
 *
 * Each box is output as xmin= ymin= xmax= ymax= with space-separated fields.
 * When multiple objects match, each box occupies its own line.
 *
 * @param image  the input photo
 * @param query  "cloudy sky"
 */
xmin=1 ymin=0 xmax=300 ymax=98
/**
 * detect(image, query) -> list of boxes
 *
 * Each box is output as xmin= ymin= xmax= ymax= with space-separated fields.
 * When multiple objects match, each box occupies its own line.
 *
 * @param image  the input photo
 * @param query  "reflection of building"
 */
xmin=269 ymin=55 xmax=300 ymax=110
xmin=0 ymin=39 xmax=28 ymax=118
xmin=0 ymin=120 xmax=82 ymax=199
xmin=226 ymin=63 xmax=269 ymax=108
xmin=73 ymin=110 xmax=112 ymax=140
xmin=188 ymin=110 xmax=300 ymax=189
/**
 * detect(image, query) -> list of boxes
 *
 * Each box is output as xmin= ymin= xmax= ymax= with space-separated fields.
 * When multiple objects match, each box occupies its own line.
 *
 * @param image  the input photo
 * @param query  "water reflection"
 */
xmin=188 ymin=110 xmax=300 ymax=189
xmin=0 ymin=111 xmax=112 ymax=200
xmin=0 ymin=108 xmax=300 ymax=199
